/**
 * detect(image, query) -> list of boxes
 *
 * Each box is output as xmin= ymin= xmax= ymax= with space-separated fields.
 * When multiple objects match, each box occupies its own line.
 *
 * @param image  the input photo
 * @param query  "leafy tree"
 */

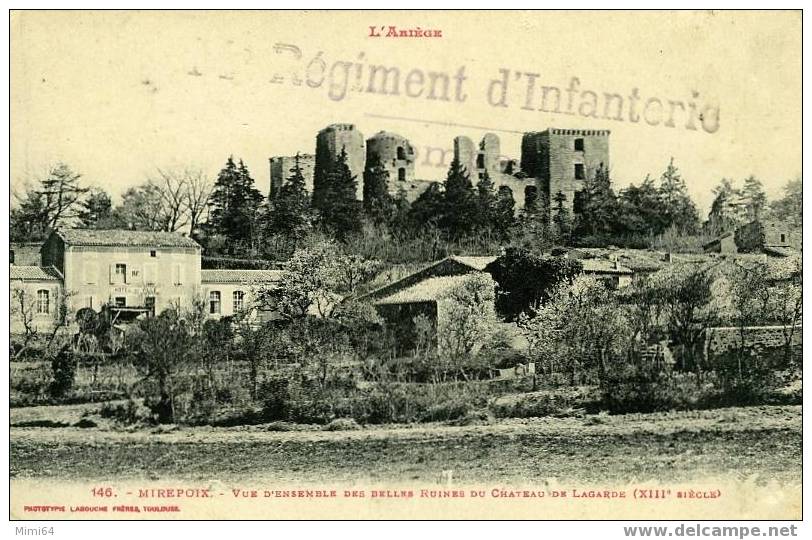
xmin=117 ymin=182 xmax=168 ymax=230
xmin=259 ymin=241 xmax=380 ymax=319
xmin=207 ymin=157 xmax=264 ymax=249
xmin=485 ymin=247 xmax=583 ymax=320
xmin=315 ymin=148 xmax=362 ymax=239
xmin=652 ymin=264 xmax=717 ymax=373
xmin=10 ymin=188 xmax=50 ymax=242
xmin=616 ymin=174 xmax=668 ymax=236
xmin=769 ymin=178 xmax=801 ymax=228
xmin=128 ymin=309 xmax=198 ymax=423
xmin=658 ymin=158 xmax=700 ymax=233
xmin=437 ymin=272 xmax=499 ymax=369
xmin=362 ymin=153 xmax=395 ymax=225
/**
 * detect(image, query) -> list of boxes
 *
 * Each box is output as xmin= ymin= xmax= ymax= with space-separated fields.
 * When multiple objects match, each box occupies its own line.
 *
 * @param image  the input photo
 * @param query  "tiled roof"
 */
xmin=450 ymin=255 xmax=498 ymax=271
xmin=10 ymin=265 xmax=62 ymax=281
xmin=55 ymin=228 xmax=200 ymax=248
xmin=763 ymin=245 xmax=799 ymax=258
xmin=376 ymin=275 xmax=471 ymax=304
xmin=201 ymin=269 xmax=283 ymax=284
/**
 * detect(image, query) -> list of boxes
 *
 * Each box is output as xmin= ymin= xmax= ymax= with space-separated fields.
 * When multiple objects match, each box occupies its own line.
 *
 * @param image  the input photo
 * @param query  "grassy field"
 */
xmin=10 ymin=404 xmax=801 ymax=485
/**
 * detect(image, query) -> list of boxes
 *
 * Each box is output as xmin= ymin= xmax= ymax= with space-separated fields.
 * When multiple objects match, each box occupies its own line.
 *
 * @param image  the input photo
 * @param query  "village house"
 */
xmin=703 ymin=219 xmax=799 ymax=257
xmin=362 ymin=254 xmax=635 ymax=354
xmin=10 ymin=229 xmax=280 ymax=334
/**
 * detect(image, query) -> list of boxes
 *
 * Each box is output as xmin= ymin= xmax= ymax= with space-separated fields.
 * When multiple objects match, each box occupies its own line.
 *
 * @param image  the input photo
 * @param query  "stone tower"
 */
xmin=268 ymin=154 xmax=315 ymax=198
xmin=314 ymin=123 xmax=366 ymax=202
xmin=365 ymin=131 xmax=416 ymax=188
xmin=521 ymin=128 xmax=610 ymax=214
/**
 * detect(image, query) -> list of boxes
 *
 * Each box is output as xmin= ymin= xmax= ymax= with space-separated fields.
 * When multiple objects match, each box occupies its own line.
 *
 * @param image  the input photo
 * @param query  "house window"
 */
xmin=574 ymin=163 xmax=585 ymax=180
xmin=145 ymin=296 xmax=156 ymax=311
xmin=114 ymin=263 xmax=127 ymax=284
xmin=150 ymin=250 xmax=157 ymax=258
xmin=396 ymin=146 xmax=405 ymax=160
xmin=37 ymin=290 xmax=50 ymax=314
xmin=398 ymin=168 xmax=406 ymax=182
xmin=209 ymin=291 xmax=221 ymax=314
xmin=574 ymin=138 xmax=584 ymax=151
xmin=114 ymin=297 xmax=126 ymax=307
xmin=233 ymin=290 xmax=244 ymax=312
xmin=780 ymin=234 xmax=786 ymax=243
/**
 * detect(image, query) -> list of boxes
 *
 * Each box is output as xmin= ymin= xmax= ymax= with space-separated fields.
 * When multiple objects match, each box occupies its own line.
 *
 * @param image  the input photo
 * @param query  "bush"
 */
xmin=601 ymin=369 xmax=723 ymax=413
xmin=489 ymin=387 xmax=595 ymax=418
xmin=49 ymin=346 xmax=77 ymax=398
xmin=419 ymin=400 xmax=471 ymax=423
xmin=323 ymin=418 xmax=362 ymax=431
xmin=99 ymin=399 xmax=156 ymax=425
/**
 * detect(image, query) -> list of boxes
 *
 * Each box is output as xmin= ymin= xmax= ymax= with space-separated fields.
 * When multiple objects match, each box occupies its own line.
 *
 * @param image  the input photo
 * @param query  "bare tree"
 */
xmin=151 ymin=169 xmax=189 ymax=232
xmin=183 ymin=169 xmax=213 ymax=233
xmin=11 ymin=288 xmax=38 ymax=358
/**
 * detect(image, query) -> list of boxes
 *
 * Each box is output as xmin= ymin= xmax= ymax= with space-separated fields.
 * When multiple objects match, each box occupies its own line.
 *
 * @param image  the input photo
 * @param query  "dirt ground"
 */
xmin=9 ymin=404 xmax=801 ymax=486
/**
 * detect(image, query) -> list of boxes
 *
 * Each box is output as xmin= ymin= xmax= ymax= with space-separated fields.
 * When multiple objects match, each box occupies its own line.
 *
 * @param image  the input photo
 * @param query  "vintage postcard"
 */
xmin=8 ymin=10 xmax=802 ymax=521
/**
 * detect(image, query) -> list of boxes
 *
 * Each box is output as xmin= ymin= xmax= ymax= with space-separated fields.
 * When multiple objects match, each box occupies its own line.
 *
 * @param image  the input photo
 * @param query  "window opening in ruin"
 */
xmin=397 ymin=146 xmax=405 ymax=160
xmin=574 ymin=138 xmax=585 ymax=151
xmin=574 ymin=164 xmax=585 ymax=180
xmin=398 ymin=168 xmax=406 ymax=182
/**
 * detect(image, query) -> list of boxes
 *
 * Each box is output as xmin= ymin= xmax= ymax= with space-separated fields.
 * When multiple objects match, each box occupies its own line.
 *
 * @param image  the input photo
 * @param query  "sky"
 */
xmin=10 ymin=10 xmax=801 ymax=215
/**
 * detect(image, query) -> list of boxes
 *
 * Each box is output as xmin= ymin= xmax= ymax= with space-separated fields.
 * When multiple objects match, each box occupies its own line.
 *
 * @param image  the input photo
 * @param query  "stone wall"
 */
xmin=705 ymin=325 xmax=802 ymax=356
xmin=366 ymin=131 xmax=416 ymax=186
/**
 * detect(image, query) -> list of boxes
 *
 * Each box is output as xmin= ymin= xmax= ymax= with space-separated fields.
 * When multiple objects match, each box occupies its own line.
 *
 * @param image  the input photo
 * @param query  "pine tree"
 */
xmin=408 ymin=182 xmax=445 ymax=229
xmin=78 ymin=188 xmax=115 ymax=229
xmin=551 ymin=191 xmax=572 ymax=243
xmin=268 ymin=153 xmax=312 ymax=241
xmin=574 ymin=163 xmax=619 ymax=238
xmin=37 ymin=163 xmax=89 ymax=228
xmin=493 ymin=186 xmax=516 ymax=241
xmin=706 ymin=178 xmax=742 ymax=235
xmin=741 ymin=175 xmax=767 ymax=221
xmin=362 ymin=154 xmax=395 ymax=225
xmin=318 ymin=148 xmax=362 ymax=239
xmin=441 ymin=158 xmax=478 ymax=237
xmin=475 ymin=170 xmax=497 ymax=232
xmin=658 ymin=158 xmax=699 ymax=233
xmin=207 ymin=156 xmax=264 ymax=249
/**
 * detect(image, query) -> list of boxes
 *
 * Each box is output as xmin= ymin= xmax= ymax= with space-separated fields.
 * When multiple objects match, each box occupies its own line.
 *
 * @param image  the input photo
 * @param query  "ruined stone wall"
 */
xmin=520 ymin=129 xmax=610 ymax=215
xmin=705 ymin=325 xmax=802 ymax=356
xmin=366 ymin=131 xmax=416 ymax=187
xmin=315 ymin=123 xmax=365 ymax=201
